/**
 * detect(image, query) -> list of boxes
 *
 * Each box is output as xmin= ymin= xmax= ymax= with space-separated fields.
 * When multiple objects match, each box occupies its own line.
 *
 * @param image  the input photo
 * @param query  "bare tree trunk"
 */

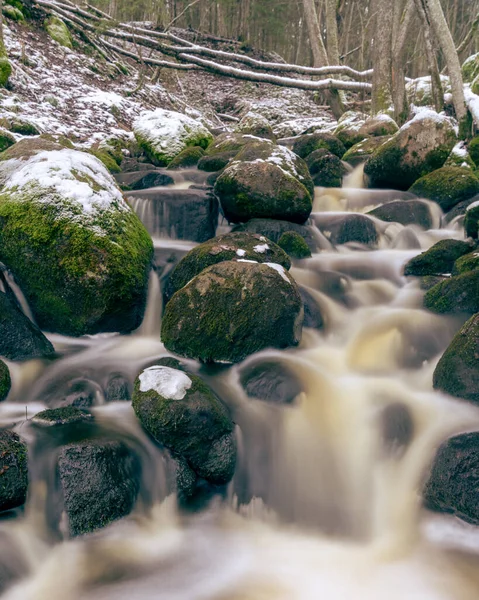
xmin=371 ymin=0 xmax=393 ymax=114
xmin=325 ymin=0 xmax=340 ymax=65
xmin=392 ymin=0 xmax=415 ymax=123
xmin=413 ymin=0 xmax=443 ymax=112
xmin=420 ymin=0 xmax=467 ymax=125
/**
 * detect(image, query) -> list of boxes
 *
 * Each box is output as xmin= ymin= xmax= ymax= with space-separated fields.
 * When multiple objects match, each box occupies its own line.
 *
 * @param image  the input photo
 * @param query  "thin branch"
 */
xmin=166 ymin=0 xmax=205 ymax=31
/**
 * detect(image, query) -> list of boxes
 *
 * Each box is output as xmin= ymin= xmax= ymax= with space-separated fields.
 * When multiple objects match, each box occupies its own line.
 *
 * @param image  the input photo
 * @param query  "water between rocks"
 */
xmin=2 ymin=170 xmax=479 ymax=599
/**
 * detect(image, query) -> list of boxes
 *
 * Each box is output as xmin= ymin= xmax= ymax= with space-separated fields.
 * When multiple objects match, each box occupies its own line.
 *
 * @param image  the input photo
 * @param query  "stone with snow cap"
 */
xmin=132 ymin=365 xmax=236 ymax=486
xmin=0 ymin=145 xmax=153 ymax=336
xmin=133 ymin=108 xmax=213 ymax=166
xmin=163 ymin=231 xmax=291 ymax=302
xmin=162 ymin=259 xmax=303 ymax=363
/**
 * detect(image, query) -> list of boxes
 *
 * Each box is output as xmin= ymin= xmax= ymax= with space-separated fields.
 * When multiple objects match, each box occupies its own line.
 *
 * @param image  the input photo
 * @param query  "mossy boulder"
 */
xmin=306 ymin=149 xmax=345 ymax=187
xmin=133 ymin=109 xmax=213 ymax=167
xmin=424 ymin=432 xmax=479 ymax=524
xmin=462 ymin=53 xmax=479 ymax=83
xmin=409 ymin=167 xmax=479 ymax=212
xmin=164 ymin=231 xmax=291 ymax=302
xmin=464 ymin=201 xmax=479 ymax=238
xmin=57 ymin=439 xmax=141 ymax=536
xmin=0 ymin=430 xmax=28 ymax=512
xmin=0 ymin=147 xmax=153 ymax=336
xmin=89 ymin=149 xmax=121 ymax=174
xmin=424 ymin=270 xmax=479 ymax=314
xmin=472 ymin=74 xmax=479 ymax=96
xmin=167 ymin=146 xmax=205 ymax=169
xmin=452 ymin=251 xmax=479 ymax=275
xmin=32 ymin=406 xmax=93 ymax=427
xmin=444 ymin=142 xmax=476 ymax=169
xmin=403 ymin=239 xmax=473 ymax=277
xmin=333 ymin=111 xmax=367 ymax=149
xmin=469 ymin=137 xmax=479 ymax=167
xmin=236 ymin=112 xmax=275 ymax=140
xmin=3 ymin=5 xmax=24 ymax=21
xmin=233 ymin=218 xmax=317 ymax=252
xmin=46 ymin=16 xmax=73 ymax=49
xmin=405 ymin=75 xmax=451 ymax=106
xmin=342 ymin=136 xmax=391 ymax=166
xmin=433 ymin=313 xmax=479 ymax=402
xmin=132 ymin=365 xmax=236 ymax=485
xmin=0 ymin=291 xmax=54 ymax=361
xmin=292 ymin=132 xmax=346 ymax=160
xmin=0 ymin=360 xmax=10 ymax=401
xmin=277 ymin=231 xmax=311 ymax=259
xmin=197 ymin=152 xmax=232 ymax=172
xmin=323 ymin=214 xmax=379 ymax=247
xmin=0 ymin=57 xmax=11 ymax=88
xmin=8 ymin=120 xmax=40 ymax=137
xmin=0 ymin=130 xmax=15 ymax=153
xmin=364 ymin=110 xmax=457 ymax=190
xmin=367 ymin=199 xmax=433 ymax=229
xmin=214 ymin=142 xmax=313 ymax=224
xmin=358 ymin=115 xmax=399 ymax=138
xmin=161 ymin=260 xmax=303 ymax=363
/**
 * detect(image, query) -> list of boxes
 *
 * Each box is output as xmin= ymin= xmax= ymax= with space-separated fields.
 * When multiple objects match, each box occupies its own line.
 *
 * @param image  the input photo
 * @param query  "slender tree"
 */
xmin=371 ymin=0 xmax=393 ymax=114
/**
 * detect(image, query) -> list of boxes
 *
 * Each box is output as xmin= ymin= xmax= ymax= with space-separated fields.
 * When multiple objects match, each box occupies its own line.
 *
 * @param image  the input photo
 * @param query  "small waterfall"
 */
xmin=137 ymin=269 xmax=162 ymax=338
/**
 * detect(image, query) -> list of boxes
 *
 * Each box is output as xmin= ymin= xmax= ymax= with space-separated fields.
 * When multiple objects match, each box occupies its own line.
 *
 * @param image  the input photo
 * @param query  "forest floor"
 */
xmin=2 ymin=18 xmax=336 ymax=146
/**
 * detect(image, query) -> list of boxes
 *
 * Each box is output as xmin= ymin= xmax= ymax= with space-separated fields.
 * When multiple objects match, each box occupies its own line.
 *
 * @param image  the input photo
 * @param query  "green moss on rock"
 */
xmin=424 ymin=269 xmax=479 ymax=314
xmin=333 ymin=111 xmax=367 ymax=150
xmin=236 ymin=112 xmax=275 ymax=140
xmin=277 ymin=231 xmax=311 ymax=259
xmin=404 ymin=239 xmax=474 ymax=276
xmin=132 ymin=365 xmax=236 ymax=484
xmin=358 ymin=115 xmax=399 ymax=138
xmin=167 ymin=146 xmax=205 ymax=169
xmin=89 ymin=149 xmax=121 ymax=173
xmin=0 ymin=130 xmax=15 ymax=153
xmin=469 ymin=137 xmax=479 ymax=167
xmin=32 ymin=406 xmax=93 ymax=426
xmin=306 ymin=150 xmax=344 ymax=187
xmin=342 ymin=136 xmax=391 ymax=166
xmin=462 ymin=53 xmax=479 ymax=83
xmin=164 ymin=231 xmax=291 ymax=302
xmin=161 ymin=260 xmax=303 ymax=363
xmin=0 ymin=57 xmax=11 ymax=88
xmin=0 ymin=430 xmax=28 ymax=511
xmin=409 ymin=167 xmax=479 ymax=212
xmin=292 ymin=132 xmax=346 ymax=160
xmin=0 ymin=360 xmax=10 ymax=401
xmin=233 ymin=218 xmax=317 ymax=252
xmin=3 ymin=5 xmax=24 ymax=21
xmin=46 ymin=16 xmax=73 ymax=49
xmin=452 ymin=251 xmax=479 ymax=275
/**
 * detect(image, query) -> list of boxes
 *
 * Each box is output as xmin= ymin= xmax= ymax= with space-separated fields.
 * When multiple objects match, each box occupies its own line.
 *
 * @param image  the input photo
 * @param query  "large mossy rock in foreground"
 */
xmin=133 ymin=108 xmax=213 ymax=166
xmin=433 ymin=313 xmax=479 ymax=402
xmin=424 ymin=270 xmax=479 ymax=314
xmin=409 ymin=167 xmax=479 ymax=212
xmin=133 ymin=365 xmax=236 ymax=485
xmin=214 ymin=142 xmax=313 ymax=224
xmin=403 ymin=239 xmax=474 ymax=277
xmin=424 ymin=432 xmax=479 ymax=524
xmin=364 ymin=110 xmax=457 ymax=190
xmin=0 ymin=430 xmax=28 ymax=512
xmin=0 ymin=146 xmax=153 ymax=336
xmin=162 ymin=260 xmax=303 ymax=363
xmin=164 ymin=232 xmax=291 ymax=302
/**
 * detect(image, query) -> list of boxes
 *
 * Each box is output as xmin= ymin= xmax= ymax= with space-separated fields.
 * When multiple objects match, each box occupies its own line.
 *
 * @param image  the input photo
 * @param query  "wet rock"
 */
xmin=424 ymin=270 xmax=479 ymax=314
xmin=424 ymin=432 xmax=479 ymax=524
xmin=57 ymin=439 xmax=141 ymax=536
xmin=292 ymin=132 xmax=346 ymax=160
xmin=164 ymin=232 xmax=291 ymax=302
xmin=342 ymin=136 xmax=391 ymax=166
xmin=161 ymin=260 xmax=303 ymax=364
xmin=32 ymin=406 xmax=93 ymax=427
xmin=358 ymin=115 xmax=399 ymax=138
xmin=239 ymin=360 xmax=304 ymax=404
xmin=214 ymin=141 xmax=313 ymax=224
xmin=464 ymin=201 xmax=479 ymax=238
xmin=306 ymin=149 xmax=345 ymax=187
xmin=364 ymin=110 xmax=457 ymax=190
xmin=433 ymin=313 xmax=479 ymax=402
xmin=0 ymin=430 xmax=28 ymax=512
xmin=409 ymin=167 xmax=479 ymax=212
xmin=0 ymin=148 xmax=153 ymax=336
xmin=419 ymin=275 xmax=448 ymax=291
xmin=132 ymin=365 xmax=236 ymax=485
xmin=314 ymin=213 xmax=379 ymax=247
xmin=380 ymin=402 xmax=414 ymax=455
xmin=367 ymin=199 xmax=433 ymax=229
xmin=278 ymin=231 xmax=312 ymax=259
xmin=105 ymin=373 xmax=131 ymax=402
xmin=126 ymin=187 xmax=218 ymax=243
xmin=197 ymin=152 xmax=232 ymax=172
xmin=116 ymin=170 xmax=175 ymax=190
xmin=133 ymin=109 xmax=212 ymax=166
xmin=404 ymin=239 xmax=474 ymax=277
xmin=236 ymin=112 xmax=275 ymax=140
xmin=0 ymin=360 xmax=10 ymax=402
xmin=299 ymin=286 xmax=323 ymax=329
xmin=167 ymin=146 xmax=205 ymax=169
xmin=0 ymin=291 xmax=54 ymax=361
xmin=333 ymin=111 xmax=367 ymax=149
xmin=233 ymin=218 xmax=317 ymax=252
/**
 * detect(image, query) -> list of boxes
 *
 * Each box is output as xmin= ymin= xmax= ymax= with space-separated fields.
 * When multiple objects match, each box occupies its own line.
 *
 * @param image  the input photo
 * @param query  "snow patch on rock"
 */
xmin=265 ymin=262 xmax=291 ymax=283
xmin=139 ymin=366 xmax=192 ymax=400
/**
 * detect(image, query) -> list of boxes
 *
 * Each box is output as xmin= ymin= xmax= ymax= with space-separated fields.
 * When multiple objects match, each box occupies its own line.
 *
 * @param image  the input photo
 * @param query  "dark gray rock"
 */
xmin=367 ymin=199 xmax=433 ymax=229
xmin=0 ymin=430 xmax=28 ymax=512
xmin=115 ymin=170 xmax=174 ymax=190
xmin=105 ymin=373 xmax=131 ymax=402
xmin=312 ymin=213 xmax=379 ymax=246
xmin=239 ymin=360 xmax=304 ymax=404
xmin=404 ymin=239 xmax=474 ymax=277
xmin=233 ymin=218 xmax=317 ymax=252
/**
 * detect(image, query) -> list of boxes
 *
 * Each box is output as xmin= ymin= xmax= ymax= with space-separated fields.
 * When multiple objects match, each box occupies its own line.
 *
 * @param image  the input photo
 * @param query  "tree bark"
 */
xmin=392 ymin=0 xmax=415 ymax=123
xmin=371 ymin=0 xmax=393 ymax=114
xmin=325 ymin=0 xmax=340 ymax=66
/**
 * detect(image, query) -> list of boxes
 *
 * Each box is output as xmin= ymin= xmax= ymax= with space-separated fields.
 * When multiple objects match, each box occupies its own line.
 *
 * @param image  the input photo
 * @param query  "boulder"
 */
xmin=197 ymin=153 xmax=232 ymax=172
xmin=364 ymin=110 xmax=457 ymax=190
xmin=333 ymin=111 xmax=367 ymax=149
xmin=0 ymin=291 xmax=54 ymax=361
xmin=167 ymin=146 xmax=205 ymax=170
xmin=424 ymin=432 xmax=479 ymax=524
xmin=0 ymin=430 xmax=28 ymax=512
xmin=239 ymin=359 xmax=304 ymax=404
xmin=306 ymin=149 xmax=345 ymax=187
xmin=0 ymin=147 xmax=153 ymax=336
xmin=342 ymin=136 xmax=391 ymax=166
xmin=424 ymin=270 xmax=479 ymax=314
xmin=292 ymin=132 xmax=346 ymax=160
xmin=299 ymin=286 xmax=323 ymax=328
xmin=236 ymin=112 xmax=275 ymax=140
xmin=469 ymin=136 xmax=479 ymax=167
xmin=0 ymin=130 xmax=15 ymax=154
xmin=462 ymin=53 xmax=479 ymax=83
xmin=202 ymin=132 xmax=260 ymax=161
xmin=233 ymin=218 xmax=317 ymax=252
xmin=164 ymin=232 xmax=291 ymax=302
xmin=57 ymin=439 xmax=141 ymax=536
xmin=132 ymin=365 xmax=236 ymax=484
xmin=0 ymin=360 xmax=11 ymax=401
xmin=452 ymin=251 xmax=479 ymax=275
xmin=367 ymin=199 xmax=433 ymax=229
xmin=358 ymin=115 xmax=399 ymax=137
xmin=133 ymin=109 xmax=213 ymax=166
xmin=116 ymin=170 xmax=175 ymax=190
xmin=46 ymin=16 xmax=72 ymax=49
xmin=278 ymin=231 xmax=312 ymax=259
xmin=314 ymin=213 xmax=379 ymax=246
xmin=32 ymin=406 xmax=93 ymax=427
xmin=214 ymin=142 xmax=313 ymax=224
xmin=404 ymin=239 xmax=474 ymax=277
xmin=464 ymin=199 xmax=479 ymax=238
xmin=444 ymin=142 xmax=476 ymax=170
xmin=104 ymin=373 xmax=131 ymax=402
xmin=161 ymin=260 xmax=303 ymax=363
xmin=409 ymin=167 xmax=479 ymax=212
xmin=433 ymin=314 xmax=479 ymax=402
xmin=405 ymin=75 xmax=451 ymax=106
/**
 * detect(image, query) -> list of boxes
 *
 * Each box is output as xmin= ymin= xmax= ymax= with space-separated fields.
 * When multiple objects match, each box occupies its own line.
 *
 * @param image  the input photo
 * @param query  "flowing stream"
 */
xmin=2 ymin=169 xmax=479 ymax=599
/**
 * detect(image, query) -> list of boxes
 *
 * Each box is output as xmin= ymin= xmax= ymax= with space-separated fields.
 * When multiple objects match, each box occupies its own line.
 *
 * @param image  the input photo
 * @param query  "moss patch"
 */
xmin=424 ymin=269 xmax=479 ymax=314
xmin=46 ymin=16 xmax=73 ymax=49
xmin=0 ymin=360 xmax=11 ymax=401
xmin=278 ymin=231 xmax=311 ymax=259
xmin=409 ymin=167 xmax=479 ymax=212
xmin=292 ymin=132 xmax=346 ymax=160
xmin=167 ymin=146 xmax=205 ymax=169
xmin=404 ymin=239 xmax=474 ymax=276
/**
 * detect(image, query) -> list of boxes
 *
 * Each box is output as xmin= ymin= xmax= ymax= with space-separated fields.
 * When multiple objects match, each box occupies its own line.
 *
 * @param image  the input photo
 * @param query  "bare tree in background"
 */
xmin=371 ymin=0 xmax=393 ymax=113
